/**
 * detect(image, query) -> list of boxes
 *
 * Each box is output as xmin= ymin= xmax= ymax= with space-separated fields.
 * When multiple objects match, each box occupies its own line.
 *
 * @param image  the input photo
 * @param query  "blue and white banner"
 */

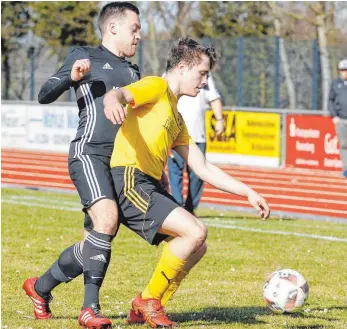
xmin=2 ymin=103 xmax=79 ymax=152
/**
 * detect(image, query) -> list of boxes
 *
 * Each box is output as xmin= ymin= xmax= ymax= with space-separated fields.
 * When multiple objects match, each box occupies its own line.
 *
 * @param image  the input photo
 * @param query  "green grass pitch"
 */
xmin=2 ymin=187 xmax=347 ymax=329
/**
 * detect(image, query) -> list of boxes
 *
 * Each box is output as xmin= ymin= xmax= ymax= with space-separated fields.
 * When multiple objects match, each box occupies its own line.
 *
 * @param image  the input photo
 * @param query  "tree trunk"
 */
xmin=148 ymin=3 xmax=160 ymax=75
xmin=273 ymin=11 xmax=296 ymax=109
xmin=316 ymin=5 xmax=331 ymax=113
xmin=2 ymin=53 xmax=10 ymax=100
xmin=269 ymin=2 xmax=296 ymax=109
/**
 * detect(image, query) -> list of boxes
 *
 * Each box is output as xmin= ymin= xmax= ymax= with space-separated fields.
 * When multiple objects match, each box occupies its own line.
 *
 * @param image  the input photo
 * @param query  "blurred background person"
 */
xmin=168 ymin=74 xmax=224 ymax=215
xmin=328 ymin=59 xmax=347 ymax=178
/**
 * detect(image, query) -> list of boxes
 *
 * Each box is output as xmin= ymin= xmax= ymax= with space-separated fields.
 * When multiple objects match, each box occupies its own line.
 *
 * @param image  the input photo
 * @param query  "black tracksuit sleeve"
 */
xmin=38 ymin=47 xmax=89 ymax=104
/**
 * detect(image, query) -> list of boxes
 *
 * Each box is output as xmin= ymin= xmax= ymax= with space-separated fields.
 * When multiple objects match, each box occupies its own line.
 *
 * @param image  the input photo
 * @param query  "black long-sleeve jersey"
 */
xmin=38 ymin=45 xmax=140 ymax=158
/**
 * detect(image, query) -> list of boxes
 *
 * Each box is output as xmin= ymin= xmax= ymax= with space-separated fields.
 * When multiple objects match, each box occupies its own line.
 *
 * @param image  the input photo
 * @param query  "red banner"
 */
xmin=286 ymin=115 xmax=342 ymax=171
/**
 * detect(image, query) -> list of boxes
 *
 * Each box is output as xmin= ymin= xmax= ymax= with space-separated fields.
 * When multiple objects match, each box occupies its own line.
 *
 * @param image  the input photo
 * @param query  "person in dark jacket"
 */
xmin=328 ymin=59 xmax=347 ymax=177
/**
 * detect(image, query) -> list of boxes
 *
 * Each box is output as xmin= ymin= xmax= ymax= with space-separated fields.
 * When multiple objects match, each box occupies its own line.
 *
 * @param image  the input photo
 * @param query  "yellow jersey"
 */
xmin=110 ymin=76 xmax=194 ymax=180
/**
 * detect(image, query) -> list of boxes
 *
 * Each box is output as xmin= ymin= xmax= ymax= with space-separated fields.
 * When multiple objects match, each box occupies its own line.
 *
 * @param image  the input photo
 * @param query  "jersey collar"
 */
xmin=99 ymin=44 xmax=126 ymax=61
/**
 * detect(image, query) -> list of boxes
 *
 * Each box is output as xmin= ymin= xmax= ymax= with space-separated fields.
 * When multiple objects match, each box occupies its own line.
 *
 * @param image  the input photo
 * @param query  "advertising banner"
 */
xmin=285 ymin=115 xmax=341 ymax=171
xmin=206 ymin=110 xmax=281 ymax=167
xmin=1 ymin=104 xmax=28 ymax=146
xmin=1 ymin=104 xmax=78 ymax=152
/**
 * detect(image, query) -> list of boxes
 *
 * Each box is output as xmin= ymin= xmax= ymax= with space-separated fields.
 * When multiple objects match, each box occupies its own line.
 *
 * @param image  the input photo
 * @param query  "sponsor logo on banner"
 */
xmin=207 ymin=111 xmax=236 ymax=152
xmin=1 ymin=105 xmax=28 ymax=146
xmin=1 ymin=104 xmax=78 ymax=152
xmin=286 ymin=115 xmax=341 ymax=171
xmin=206 ymin=111 xmax=280 ymax=167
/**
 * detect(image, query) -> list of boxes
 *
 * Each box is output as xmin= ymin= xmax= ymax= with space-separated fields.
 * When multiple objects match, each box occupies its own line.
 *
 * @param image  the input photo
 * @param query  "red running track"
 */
xmin=2 ymin=149 xmax=347 ymax=220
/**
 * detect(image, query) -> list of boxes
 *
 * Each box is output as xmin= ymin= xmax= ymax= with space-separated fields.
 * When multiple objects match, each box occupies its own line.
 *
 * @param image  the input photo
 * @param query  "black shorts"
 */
xmin=68 ymin=154 xmax=116 ymax=231
xmin=111 ymin=166 xmax=180 ymax=246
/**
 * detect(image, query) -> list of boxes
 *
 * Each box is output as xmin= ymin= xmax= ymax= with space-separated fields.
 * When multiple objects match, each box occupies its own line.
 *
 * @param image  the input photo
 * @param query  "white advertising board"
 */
xmin=2 ymin=103 xmax=79 ymax=153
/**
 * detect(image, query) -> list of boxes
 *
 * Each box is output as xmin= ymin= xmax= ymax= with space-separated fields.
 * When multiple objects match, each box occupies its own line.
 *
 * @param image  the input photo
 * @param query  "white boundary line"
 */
xmin=2 ymin=196 xmax=347 ymax=243
xmin=202 ymin=219 xmax=347 ymax=243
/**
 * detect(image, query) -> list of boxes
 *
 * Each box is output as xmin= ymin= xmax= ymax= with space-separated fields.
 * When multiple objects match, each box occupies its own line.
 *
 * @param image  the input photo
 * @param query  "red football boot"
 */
xmin=131 ymin=293 xmax=176 ymax=328
xmin=78 ymin=303 xmax=112 ymax=329
xmin=22 ymin=277 xmax=53 ymax=319
xmin=126 ymin=308 xmax=145 ymax=325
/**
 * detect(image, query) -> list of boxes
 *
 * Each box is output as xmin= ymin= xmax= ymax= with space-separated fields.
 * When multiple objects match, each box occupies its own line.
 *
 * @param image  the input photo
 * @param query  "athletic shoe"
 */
xmin=131 ymin=293 xmax=176 ymax=328
xmin=126 ymin=308 xmax=145 ymax=325
xmin=78 ymin=303 xmax=112 ymax=329
xmin=22 ymin=277 xmax=53 ymax=319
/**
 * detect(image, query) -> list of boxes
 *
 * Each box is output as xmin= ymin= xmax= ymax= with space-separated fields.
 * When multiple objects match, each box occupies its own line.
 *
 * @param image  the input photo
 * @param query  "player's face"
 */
xmin=340 ymin=69 xmax=347 ymax=80
xmin=180 ymin=54 xmax=210 ymax=97
xmin=115 ymin=10 xmax=141 ymax=58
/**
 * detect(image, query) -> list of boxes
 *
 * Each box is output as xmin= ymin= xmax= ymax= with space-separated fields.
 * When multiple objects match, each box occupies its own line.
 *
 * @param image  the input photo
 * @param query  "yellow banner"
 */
xmin=206 ymin=111 xmax=280 ymax=158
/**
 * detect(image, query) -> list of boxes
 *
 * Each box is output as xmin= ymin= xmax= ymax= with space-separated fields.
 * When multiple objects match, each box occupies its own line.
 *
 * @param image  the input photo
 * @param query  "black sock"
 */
xmin=35 ymin=243 xmax=83 ymax=297
xmin=83 ymin=230 xmax=112 ymax=308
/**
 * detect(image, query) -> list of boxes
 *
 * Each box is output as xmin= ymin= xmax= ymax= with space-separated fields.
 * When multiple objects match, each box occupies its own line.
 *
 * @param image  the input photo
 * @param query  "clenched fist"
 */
xmin=71 ymin=59 xmax=91 ymax=82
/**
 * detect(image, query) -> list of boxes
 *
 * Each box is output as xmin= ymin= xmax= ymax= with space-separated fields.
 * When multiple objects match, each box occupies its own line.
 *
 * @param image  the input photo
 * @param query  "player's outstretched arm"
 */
xmin=174 ymin=143 xmax=270 ymax=220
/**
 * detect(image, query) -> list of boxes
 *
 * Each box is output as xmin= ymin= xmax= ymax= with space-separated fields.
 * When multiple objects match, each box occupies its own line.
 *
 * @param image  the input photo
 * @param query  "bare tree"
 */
xmin=282 ymin=2 xmax=332 ymax=112
xmin=311 ymin=2 xmax=331 ymax=113
xmin=268 ymin=2 xmax=296 ymax=109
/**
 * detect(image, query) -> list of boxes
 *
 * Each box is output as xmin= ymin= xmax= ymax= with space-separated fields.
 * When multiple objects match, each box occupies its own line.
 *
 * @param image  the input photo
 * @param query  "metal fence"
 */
xmin=2 ymin=37 xmax=347 ymax=110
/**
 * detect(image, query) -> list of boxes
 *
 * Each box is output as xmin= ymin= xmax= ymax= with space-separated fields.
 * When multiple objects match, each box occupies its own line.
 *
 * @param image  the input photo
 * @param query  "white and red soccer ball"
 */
xmin=263 ymin=269 xmax=309 ymax=313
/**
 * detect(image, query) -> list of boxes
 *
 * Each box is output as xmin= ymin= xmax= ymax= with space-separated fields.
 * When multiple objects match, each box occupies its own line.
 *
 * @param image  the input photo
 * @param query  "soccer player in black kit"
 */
xmin=22 ymin=3 xmax=141 ymax=328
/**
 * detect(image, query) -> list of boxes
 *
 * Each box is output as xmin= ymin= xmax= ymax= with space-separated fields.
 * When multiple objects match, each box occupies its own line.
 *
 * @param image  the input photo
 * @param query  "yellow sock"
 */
xmin=142 ymin=243 xmax=186 ymax=300
xmin=161 ymin=270 xmax=188 ymax=305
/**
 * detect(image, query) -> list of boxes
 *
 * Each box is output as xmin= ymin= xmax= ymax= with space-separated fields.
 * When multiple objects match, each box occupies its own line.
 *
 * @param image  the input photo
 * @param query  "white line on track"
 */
xmin=187 ymin=177 xmax=347 ymax=190
xmin=2 ymin=170 xmax=70 ymax=179
xmin=201 ymin=196 xmax=347 ymax=215
xmin=1 ymin=178 xmax=74 ymax=188
xmin=1 ymin=158 xmax=67 ymax=167
xmin=2 ymin=163 xmax=69 ymax=172
xmin=186 ymin=184 xmax=347 ymax=197
xmin=202 ymin=188 xmax=347 ymax=205
xmin=2 ymin=196 xmax=347 ymax=243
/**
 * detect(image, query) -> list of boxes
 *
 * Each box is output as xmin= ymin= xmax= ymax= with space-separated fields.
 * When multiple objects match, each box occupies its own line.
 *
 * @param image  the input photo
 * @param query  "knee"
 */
xmin=200 ymin=241 xmax=208 ymax=255
xmin=98 ymin=215 xmax=118 ymax=235
xmin=191 ymin=223 xmax=208 ymax=250
xmin=89 ymin=201 xmax=118 ymax=235
xmin=195 ymin=241 xmax=208 ymax=258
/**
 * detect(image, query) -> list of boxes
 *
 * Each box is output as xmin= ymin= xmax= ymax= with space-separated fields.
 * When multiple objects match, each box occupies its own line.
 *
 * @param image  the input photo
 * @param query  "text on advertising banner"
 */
xmin=1 ymin=104 xmax=78 ymax=152
xmin=286 ymin=115 xmax=341 ymax=171
xmin=205 ymin=111 xmax=281 ymax=167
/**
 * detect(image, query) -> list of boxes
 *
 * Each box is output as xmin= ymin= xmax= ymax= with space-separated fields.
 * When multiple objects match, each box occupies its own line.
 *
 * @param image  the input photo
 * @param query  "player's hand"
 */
xmin=247 ymin=190 xmax=270 ymax=220
xmin=71 ymin=59 xmax=91 ymax=81
xmin=104 ymin=102 xmax=128 ymax=125
xmin=332 ymin=116 xmax=340 ymax=124
xmin=214 ymin=120 xmax=224 ymax=136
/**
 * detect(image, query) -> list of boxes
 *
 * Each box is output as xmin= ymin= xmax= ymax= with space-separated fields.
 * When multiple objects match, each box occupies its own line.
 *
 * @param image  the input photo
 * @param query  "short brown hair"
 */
xmin=98 ymin=2 xmax=140 ymax=35
xmin=166 ymin=37 xmax=220 ymax=72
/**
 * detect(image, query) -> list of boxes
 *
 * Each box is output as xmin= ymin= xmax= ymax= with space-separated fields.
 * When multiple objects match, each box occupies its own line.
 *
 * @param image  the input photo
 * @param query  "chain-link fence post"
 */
xmin=312 ymin=39 xmax=319 ymax=110
xmin=28 ymin=46 xmax=35 ymax=101
xmin=237 ymin=36 xmax=244 ymax=106
xmin=275 ymin=36 xmax=280 ymax=108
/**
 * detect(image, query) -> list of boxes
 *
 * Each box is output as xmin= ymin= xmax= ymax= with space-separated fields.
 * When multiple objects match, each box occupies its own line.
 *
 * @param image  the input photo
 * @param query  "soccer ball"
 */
xmin=263 ymin=269 xmax=309 ymax=314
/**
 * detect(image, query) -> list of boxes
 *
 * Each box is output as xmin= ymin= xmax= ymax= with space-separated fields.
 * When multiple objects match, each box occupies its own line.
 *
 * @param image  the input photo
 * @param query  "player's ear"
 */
xmin=178 ymin=62 xmax=187 ymax=75
xmin=109 ymin=21 xmax=118 ymax=35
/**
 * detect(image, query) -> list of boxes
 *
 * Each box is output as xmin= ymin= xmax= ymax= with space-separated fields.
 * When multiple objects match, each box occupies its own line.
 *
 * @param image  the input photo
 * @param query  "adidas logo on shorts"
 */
xmin=90 ymin=254 xmax=107 ymax=263
xmin=102 ymin=63 xmax=113 ymax=70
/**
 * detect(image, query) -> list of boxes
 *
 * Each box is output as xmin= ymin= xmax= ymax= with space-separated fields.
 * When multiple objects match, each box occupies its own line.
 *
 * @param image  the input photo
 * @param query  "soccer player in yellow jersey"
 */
xmin=103 ymin=37 xmax=270 ymax=328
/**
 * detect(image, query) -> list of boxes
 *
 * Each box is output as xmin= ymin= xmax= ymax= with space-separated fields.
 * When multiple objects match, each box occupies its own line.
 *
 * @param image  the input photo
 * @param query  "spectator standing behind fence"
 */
xmin=168 ymin=74 xmax=224 ymax=215
xmin=328 ymin=59 xmax=347 ymax=178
